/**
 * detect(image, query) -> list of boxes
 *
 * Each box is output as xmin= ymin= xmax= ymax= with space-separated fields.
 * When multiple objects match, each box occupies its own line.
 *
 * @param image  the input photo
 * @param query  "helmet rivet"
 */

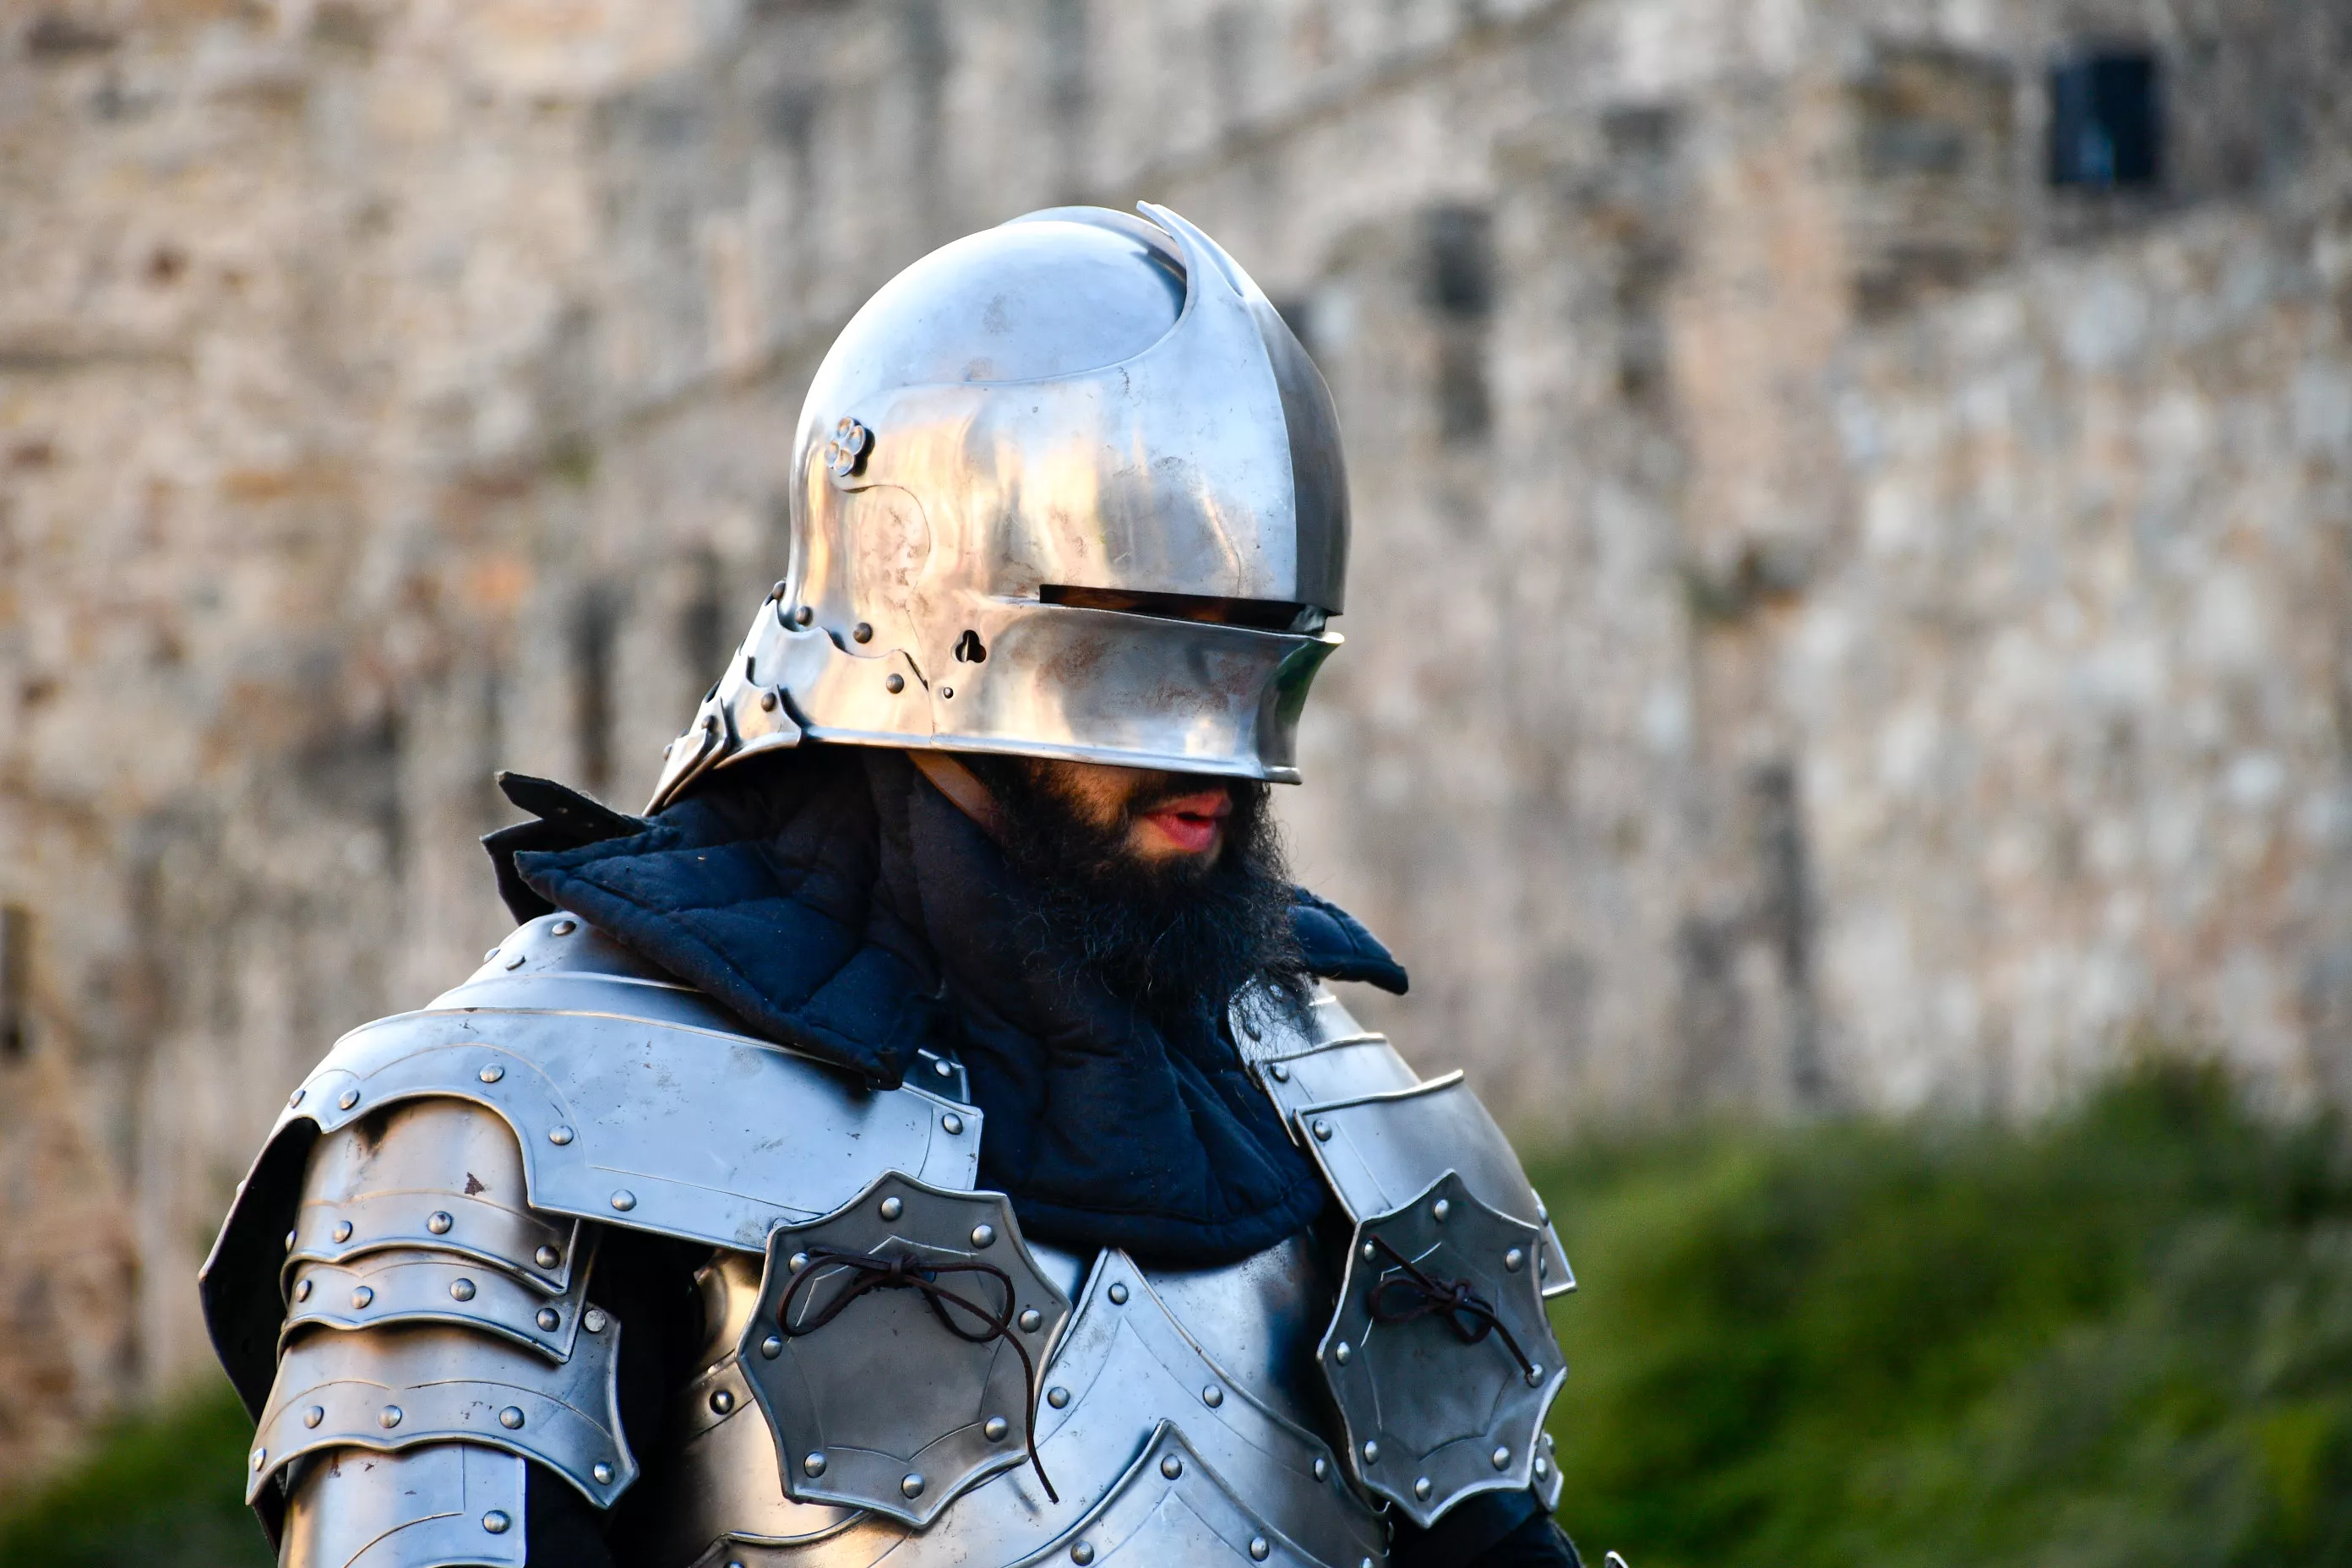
xmin=760 ymin=691 xmax=778 ymax=711
xmin=793 ymin=605 xmax=814 ymax=627
xmin=885 ymin=673 xmax=905 ymax=694
xmin=853 ymin=623 xmax=874 ymax=644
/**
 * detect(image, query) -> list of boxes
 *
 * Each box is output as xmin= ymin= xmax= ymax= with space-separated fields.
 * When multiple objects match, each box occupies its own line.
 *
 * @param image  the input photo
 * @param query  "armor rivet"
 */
xmin=1526 ymin=1363 xmax=1545 ymax=1386
xmin=610 ymin=1190 xmax=636 ymax=1211
xmin=552 ymin=919 xmax=576 ymax=936
xmin=379 ymin=1406 xmax=402 ymax=1429
xmin=1070 ymin=1545 xmax=1095 ymax=1565
xmin=1414 ymin=1476 xmax=1433 ymax=1500
xmin=710 ymin=1389 xmax=734 ymax=1415
xmin=251 ymin=1448 xmax=266 ymax=1471
xmin=1242 ymin=1015 xmax=1261 ymax=1041
xmin=548 ymin=1125 xmax=574 ymax=1146
xmin=760 ymin=1334 xmax=782 ymax=1358
xmin=769 ymin=580 xmax=787 ymax=601
xmin=1542 ymin=1433 xmax=1555 ymax=1451
xmin=879 ymin=1197 xmax=903 ymax=1222
xmin=351 ymin=1286 xmax=373 ymax=1309
xmin=900 ymin=1473 xmax=925 ymax=1500
xmin=789 ymin=1251 xmax=811 ymax=1272
xmin=479 ymin=1063 xmax=504 ymax=1084
xmin=303 ymin=1406 xmax=324 ymax=1429
xmin=331 ymin=1220 xmax=353 ymax=1243
xmin=1048 ymin=1386 xmax=1070 ymax=1409
xmin=940 ymin=686 xmax=953 ymax=700
xmin=1333 ymin=1342 xmax=1351 ymax=1365
xmin=1363 ymin=1241 xmax=1375 ymax=1260
xmin=594 ymin=1462 xmax=615 ymax=1485
xmin=1019 ymin=1308 xmax=1042 ymax=1332
xmin=885 ymin=673 xmax=905 ymax=694
xmin=535 ymin=1244 xmax=561 ymax=1268
xmin=288 ymin=1088 xmax=305 ymax=1108
xmin=295 ymin=1278 xmax=313 ymax=1302
xmin=1538 ymin=1254 xmax=1549 ymax=1277
xmin=853 ymin=623 xmax=874 ymax=644
xmin=970 ymin=1223 xmax=996 ymax=1248
xmin=1312 ymin=1119 xmax=1332 ymax=1141
xmin=984 ymin=1415 xmax=1010 ymax=1441
xmin=1433 ymin=1199 xmax=1451 ymax=1222
xmin=760 ymin=691 xmax=778 ymax=711
xmin=537 ymin=1307 xmax=561 ymax=1331
xmin=450 ymin=1279 xmax=476 ymax=1302
xmin=1250 ymin=1538 xmax=1271 ymax=1561
xmin=1201 ymin=1384 xmax=1223 ymax=1408
xmin=1537 ymin=1200 xmax=1550 ymax=1222
xmin=427 ymin=1211 xmax=454 ymax=1234
xmin=1108 ymin=1282 xmax=1129 ymax=1305
xmin=1315 ymin=1456 xmax=1330 ymax=1481
xmin=1505 ymin=1247 xmax=1525 ymax=1271
xmin=941 ymin=1113 xmax=964 ymax=1136
xmin=500 ymin=1407 xmax=525 ymax=1429
xmin=1534 ymin=1456 xmax=1550 ymax=1480
xmin=584 ymin=1308 xmax=608 ymax=1333
xmin=1161 ymin=1453 xmax=1184 ymax=1479
xmin=803 ymin=1451 xmax=827 ymax=1478
xmin=1362 ymin=1440 xmax=1379 ymax=1463
xmin=285 ymin=1229 xmax=297 ymax=1252
xmin=1268 ymin=1062 xmax=1289 ymax=1081
xmin=1492 ymin=1445 xmax=1511 ymax=1469
xmin=482 ymin=1510 xmax=510 ymax=1535
xmin=337 ymin=1089 xmax=360 ymax=1111
xmin=503 ymin=953 xmax=525 ymax=971
xmin=794 ymin=606 xmax=814 ymax=627
xmin=934 ymin=1059 xmax=953 ymax=1078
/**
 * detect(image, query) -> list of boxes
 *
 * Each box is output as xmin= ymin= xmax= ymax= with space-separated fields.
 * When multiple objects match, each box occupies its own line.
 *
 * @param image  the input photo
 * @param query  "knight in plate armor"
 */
xmin=202 ymin=204 xmax=1583 ymax=1568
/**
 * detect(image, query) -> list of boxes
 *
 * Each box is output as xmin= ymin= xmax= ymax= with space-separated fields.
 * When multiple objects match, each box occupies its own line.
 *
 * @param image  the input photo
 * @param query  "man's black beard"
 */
xmin=962 ymin=757 xmax=1309 ymax=1037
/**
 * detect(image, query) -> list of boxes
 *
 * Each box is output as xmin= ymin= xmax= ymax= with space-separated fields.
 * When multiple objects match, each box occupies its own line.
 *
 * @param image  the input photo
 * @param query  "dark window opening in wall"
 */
xmin=1 ymin=904 xmax=30 ymax=1060
xmin=1424 ymin=204 xmax=1494 ymax=320
xmin=571 ymin=586 xmax=619 ymax=798
xmin=2050 ymin=52 xmax=2159 ymax=188
xmin=1424 ymin=204 xmax=1494 ymax=441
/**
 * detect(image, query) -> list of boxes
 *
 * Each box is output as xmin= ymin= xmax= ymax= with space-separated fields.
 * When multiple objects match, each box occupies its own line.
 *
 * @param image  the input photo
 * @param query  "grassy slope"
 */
xmin=7 ymin=1063 xmax=2349 ymax=1568
xmin=1543 ymin=1063 xmax=2352 ymax=1568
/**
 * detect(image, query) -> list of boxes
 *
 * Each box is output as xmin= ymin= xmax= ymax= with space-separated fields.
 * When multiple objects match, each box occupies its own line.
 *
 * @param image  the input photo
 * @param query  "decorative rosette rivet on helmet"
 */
xmin=649 ymin=202 xmax=1351 ymax=812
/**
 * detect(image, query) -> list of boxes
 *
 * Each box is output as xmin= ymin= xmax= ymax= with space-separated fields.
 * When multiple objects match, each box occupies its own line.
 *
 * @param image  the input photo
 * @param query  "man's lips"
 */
xmin=1139 ymin=788 xmax=1233 ymax=854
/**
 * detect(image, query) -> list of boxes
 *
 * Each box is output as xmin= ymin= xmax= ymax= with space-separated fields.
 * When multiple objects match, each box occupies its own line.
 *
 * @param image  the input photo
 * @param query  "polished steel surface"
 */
xmin=234 ymin=932 xmax=980 ymax=1258
xmin=1317 ymin=1172 xmax=1562 ymax=1527
xmin=1294 ymin=1072 xmax=1576 ymax=1300
xmin=738 ymin=1173 xmax=1073 ymax=1528
xmin=647 ymin=203 xmax=1352 ymax=810
xmin=1142 ymin=1233 xmax=1337 ymax=1437
xmin=250 ymin=1314 xmax=635 ymax=1509
xmin=1004 ymin=1422 xmax=1321 ymax=1566
xmin=668 ymin=1244 xmax=1385 ymax=1568
xmin=279 ymin=1441 xmax=529 ymax=1568
xmin=286 ymin=1094 xmax=581 ymax=1302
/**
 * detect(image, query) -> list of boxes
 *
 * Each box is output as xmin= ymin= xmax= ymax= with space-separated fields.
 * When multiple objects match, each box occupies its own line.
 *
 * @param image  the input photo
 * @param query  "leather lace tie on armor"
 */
xmin=778 ymin=1247 xmax=1059 ymax=1501
xmin=1363 ymin=1234 xmax=1538 ymax=1379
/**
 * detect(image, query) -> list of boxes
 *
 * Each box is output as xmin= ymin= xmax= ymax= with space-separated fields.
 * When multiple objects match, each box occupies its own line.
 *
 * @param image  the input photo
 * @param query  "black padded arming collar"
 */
xmin=483 ymin=749 xmax=1407 ymax=1266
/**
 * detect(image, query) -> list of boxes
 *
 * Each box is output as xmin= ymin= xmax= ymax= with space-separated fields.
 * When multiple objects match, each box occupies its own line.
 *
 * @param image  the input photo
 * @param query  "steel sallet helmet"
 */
xmin=646 ymin=203 xmax=1350 ymax=812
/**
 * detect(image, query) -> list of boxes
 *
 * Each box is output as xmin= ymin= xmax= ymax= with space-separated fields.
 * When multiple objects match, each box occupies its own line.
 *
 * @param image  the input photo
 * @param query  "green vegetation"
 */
xmin=0 ymin=1380 xmax=268 ymax=1567
xmin=4 ymin=1060 xmax=2346 ymax=1567
xmin=1544 ymin=1060 xmax=2352 ymax=1567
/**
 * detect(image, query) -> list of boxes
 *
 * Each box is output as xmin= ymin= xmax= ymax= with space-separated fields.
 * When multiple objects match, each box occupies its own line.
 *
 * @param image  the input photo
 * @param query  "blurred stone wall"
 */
xmin=3 ymin=0 xmax=2349 ymax=1478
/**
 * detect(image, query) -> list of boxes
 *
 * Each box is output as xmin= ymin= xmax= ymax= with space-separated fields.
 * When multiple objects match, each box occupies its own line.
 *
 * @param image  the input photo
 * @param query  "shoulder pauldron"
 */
xmin=1239 ymin=986 xmax=1571 ymax=1526
xmin=202 ymin=914 xmax=979 ymax=1417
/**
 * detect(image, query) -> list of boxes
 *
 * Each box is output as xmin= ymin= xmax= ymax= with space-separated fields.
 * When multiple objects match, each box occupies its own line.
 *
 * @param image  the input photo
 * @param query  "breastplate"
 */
xmin=655 ymin=1229 xmax=1386 ymax=1568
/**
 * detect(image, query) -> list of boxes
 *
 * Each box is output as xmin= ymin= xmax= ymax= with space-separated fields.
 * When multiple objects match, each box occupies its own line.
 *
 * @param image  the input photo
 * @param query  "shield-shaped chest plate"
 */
xmin=736 ymin=1172 xmax=1074 ymax=1528
xmin=1318 ymin=1170 xmax=1565 ymax=1527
